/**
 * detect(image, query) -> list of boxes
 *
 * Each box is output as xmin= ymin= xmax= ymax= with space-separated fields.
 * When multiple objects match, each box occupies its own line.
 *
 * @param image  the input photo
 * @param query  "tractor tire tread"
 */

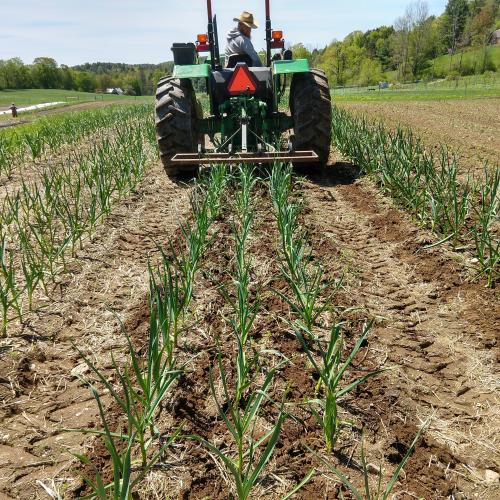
xmin=155 ymin=77 xmax=201 ymax=177
xmin=290 ymin=68 xmax=332 ymax=168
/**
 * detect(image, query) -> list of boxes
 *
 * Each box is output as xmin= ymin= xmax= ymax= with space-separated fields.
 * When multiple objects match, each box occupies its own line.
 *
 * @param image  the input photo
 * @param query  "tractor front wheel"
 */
xmin=155 ymin=77 xmax=202 ymax=178
xmin=289 ymin=69 xmax=332 ymax=170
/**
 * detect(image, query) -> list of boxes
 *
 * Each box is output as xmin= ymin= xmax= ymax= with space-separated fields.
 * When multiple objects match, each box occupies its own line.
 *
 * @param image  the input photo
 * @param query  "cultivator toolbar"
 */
xmin=170 ymin=150 xmax=318 ymax=165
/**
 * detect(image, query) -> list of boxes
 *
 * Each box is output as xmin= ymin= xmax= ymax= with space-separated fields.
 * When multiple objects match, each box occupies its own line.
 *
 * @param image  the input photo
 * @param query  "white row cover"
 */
xmin=0 ymin=102 xmax=65 ymax=116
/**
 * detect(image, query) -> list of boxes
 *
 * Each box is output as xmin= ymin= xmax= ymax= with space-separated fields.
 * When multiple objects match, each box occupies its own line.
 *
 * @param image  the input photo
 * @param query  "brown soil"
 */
xmin=304 ymin=163 xmax=499 ymax=497
xmin=338 ymin=99 xmax=500 ymax=177
xmin=0 ymin=158 xmax=498 ymax=499
xmin=0 ymin=161 xmax=192 ymax=498
xmin=0 ymin=119 xmax=28 ymax=129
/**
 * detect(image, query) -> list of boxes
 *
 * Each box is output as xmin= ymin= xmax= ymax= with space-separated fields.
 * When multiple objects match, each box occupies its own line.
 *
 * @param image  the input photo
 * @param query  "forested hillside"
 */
xmin=294 ymin=0 xmax=500 ymax=86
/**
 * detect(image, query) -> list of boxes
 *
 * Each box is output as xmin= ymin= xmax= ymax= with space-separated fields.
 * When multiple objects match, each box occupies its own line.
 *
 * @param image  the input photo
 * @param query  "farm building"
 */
xmin=105 ymin=87 xmax=124 ymax=95
xmin=490 ymin=29 xmax=500 ymax=45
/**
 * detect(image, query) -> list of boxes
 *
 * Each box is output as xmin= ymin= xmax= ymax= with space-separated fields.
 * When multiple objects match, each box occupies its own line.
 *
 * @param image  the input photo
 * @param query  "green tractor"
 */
xmin=155 ymin=0 xmax=332 ymax=177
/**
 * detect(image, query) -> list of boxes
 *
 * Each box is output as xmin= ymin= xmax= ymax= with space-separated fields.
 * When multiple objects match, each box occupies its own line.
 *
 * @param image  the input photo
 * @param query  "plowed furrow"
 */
xmin=302 ymin=173 xmax=499 ymax=497
xmin=0 ymin=162 xmax=191 ymax=498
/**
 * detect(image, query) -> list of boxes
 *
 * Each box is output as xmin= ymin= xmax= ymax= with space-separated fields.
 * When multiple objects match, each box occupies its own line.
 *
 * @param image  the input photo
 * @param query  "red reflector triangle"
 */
xmin=227 ymin=64 xmax=257 ymax=95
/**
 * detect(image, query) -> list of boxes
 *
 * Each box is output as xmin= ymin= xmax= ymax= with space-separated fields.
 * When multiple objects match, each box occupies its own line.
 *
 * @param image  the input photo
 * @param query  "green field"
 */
xmin=0 ymin=88 xmax=151 ymax=108
xmin=430 ymin=45 xmax=500 ymax=77
xmin=332 ymin=73 xmax=500 ymax=101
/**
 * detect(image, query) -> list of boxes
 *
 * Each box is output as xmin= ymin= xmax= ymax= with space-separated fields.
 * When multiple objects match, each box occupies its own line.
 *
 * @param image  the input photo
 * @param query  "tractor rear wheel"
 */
xmin=289 ymin=69 xmax=332 ymax=169
xmin=155 ymin=77 xmax=202 ymax=177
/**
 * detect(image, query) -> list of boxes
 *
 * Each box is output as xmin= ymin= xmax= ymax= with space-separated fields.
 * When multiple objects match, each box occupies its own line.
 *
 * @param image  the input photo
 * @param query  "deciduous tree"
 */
xmin=442 ymin=0 xmax=470 ymax=53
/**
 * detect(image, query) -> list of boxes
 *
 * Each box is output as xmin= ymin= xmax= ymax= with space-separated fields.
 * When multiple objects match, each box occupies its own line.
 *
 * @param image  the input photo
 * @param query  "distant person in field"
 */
xmin=10 ymin=103 xmax=18 ymax=118
xmin=225 ymin=11 xmax=262 ymax=67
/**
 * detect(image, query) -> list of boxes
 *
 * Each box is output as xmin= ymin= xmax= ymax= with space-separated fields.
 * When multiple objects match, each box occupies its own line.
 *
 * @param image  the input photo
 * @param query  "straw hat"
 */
xmin=234 ymin=11 xmax=258 ymax=29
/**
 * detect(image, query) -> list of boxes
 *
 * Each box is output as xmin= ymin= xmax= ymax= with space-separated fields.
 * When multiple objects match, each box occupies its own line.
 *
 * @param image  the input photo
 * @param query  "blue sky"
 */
xmin=1 ymin=0 xmax=447 ymax=66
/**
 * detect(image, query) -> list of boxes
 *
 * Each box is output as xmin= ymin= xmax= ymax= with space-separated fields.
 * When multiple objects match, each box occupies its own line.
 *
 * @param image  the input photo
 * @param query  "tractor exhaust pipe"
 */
xmin=265 ymin=0 xmax=272 ymax=66
xmin=213 ymin=15 xmax=221 ymax=68
xmin=207 ymin=0 xmax=218 ymax=69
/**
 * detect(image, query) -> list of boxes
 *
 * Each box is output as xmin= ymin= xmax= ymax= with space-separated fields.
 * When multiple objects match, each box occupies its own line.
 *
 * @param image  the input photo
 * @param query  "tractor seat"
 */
xmin=226 ymin=54 xmax=254 ymax=68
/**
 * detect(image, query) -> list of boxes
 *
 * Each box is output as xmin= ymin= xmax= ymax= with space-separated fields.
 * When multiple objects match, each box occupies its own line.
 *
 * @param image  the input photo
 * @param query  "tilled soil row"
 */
xmin=71 ymin=170 xmax=496 ymax=499
xmin=304 ymin=167 xmax=499 ymax=498
xmin=84 ymin=181 xmax=334 ymax=498
xmin=0 ymin=162 xmax=192 ymax=498
xmin=337 ymin=99 xmax=500 ymax=179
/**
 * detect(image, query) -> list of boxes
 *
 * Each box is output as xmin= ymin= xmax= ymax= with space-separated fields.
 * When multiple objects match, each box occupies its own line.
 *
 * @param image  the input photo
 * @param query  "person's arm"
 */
xmin=237 ymin=36 xmax=262 ymax=67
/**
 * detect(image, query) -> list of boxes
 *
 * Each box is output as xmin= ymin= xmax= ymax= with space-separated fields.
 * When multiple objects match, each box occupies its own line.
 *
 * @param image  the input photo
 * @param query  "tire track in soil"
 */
xmin=303 ymin=166 xmax=499 ymax=498
xmin=92 ymin=180 xmax=441 ymax=499
xmin=94 ymin=184 xmax=334 ymax=499
xmin=0 ymin=162 xmax=192 ymax=499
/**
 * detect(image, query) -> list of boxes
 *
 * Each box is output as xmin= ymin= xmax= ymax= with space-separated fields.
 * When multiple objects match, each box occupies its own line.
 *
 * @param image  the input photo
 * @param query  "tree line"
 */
xmin=293 ymin=0 xmax=499 ymax=86
xmin=0 ymin=57 xmax=173 ymax=95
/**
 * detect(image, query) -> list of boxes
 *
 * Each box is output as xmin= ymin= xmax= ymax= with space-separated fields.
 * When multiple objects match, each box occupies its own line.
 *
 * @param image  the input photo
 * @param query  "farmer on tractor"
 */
xmin=225 ymin=11 xmax=263 ymax=67
xmin=154 ymin=0 xmax=332 ymax=175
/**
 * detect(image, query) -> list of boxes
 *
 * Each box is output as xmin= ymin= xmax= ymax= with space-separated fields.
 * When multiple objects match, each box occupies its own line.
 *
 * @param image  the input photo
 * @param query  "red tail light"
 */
xmin=271 ymin=29 xmax=285 ymax=49
xmin=196 ymin=43 xmax=210 ymax=53
xmin=196 ymin=33 xmax=210 ymax=53
xmin=227 ymin=64 xmax=257 ymax=95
